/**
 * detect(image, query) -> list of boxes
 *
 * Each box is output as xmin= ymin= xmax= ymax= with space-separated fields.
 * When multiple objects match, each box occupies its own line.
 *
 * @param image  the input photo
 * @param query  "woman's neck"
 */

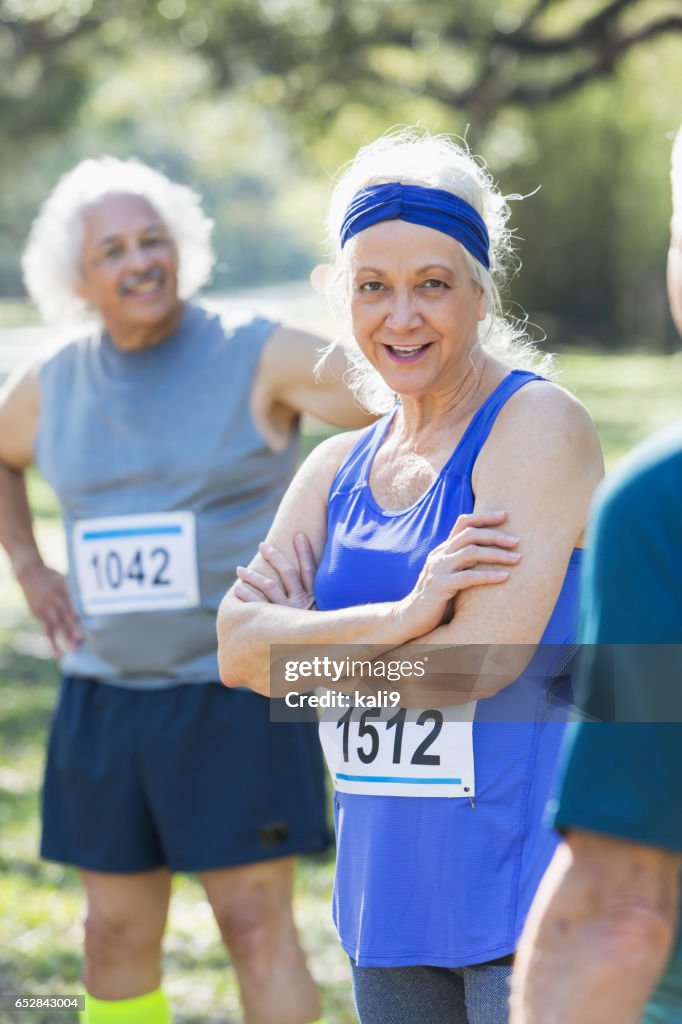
xmin=396 ymin=351 xmax=505 ymax=448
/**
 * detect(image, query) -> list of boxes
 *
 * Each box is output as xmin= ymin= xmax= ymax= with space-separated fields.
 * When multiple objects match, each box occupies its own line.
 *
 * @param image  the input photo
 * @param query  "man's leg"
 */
xmin=643 ymin=889 xmax=682 ymax=1023
xmin=80 ymin=868 xmax=172 ymax=1021
xmin=200 ymin=857 xmax=322 ymax=1024
xmin=511 ymin=833 xmax=680 ymax=1024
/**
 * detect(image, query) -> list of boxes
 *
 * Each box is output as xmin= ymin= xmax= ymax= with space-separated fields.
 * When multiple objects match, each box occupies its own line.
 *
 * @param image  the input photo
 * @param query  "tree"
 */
xmin=2 ymin=0 xmax=680 ymax=344
xmin=2 ymin=0 xmax=681 ymax=148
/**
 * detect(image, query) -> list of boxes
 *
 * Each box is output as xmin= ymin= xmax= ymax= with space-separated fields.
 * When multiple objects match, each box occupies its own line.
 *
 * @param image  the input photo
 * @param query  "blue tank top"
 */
xmin=315 ymin=369 xmax=583 ymax=967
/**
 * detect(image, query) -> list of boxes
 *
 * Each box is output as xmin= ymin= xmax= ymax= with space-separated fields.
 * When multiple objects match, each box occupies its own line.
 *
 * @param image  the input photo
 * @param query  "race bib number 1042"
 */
xmin=73 ymin=512 xmax=200 ymax=615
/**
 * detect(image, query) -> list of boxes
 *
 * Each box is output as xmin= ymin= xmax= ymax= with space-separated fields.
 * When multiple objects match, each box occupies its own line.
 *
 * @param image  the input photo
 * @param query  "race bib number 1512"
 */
xmin=319 ymin=703 xmax=476 ymax=798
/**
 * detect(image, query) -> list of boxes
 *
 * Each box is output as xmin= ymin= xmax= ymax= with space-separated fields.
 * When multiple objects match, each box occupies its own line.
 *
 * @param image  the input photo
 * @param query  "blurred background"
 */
xmin=0 ymin=1 xmax=681 ymax=1021
xmin=1 ymin=0 xmax=681 ymax=348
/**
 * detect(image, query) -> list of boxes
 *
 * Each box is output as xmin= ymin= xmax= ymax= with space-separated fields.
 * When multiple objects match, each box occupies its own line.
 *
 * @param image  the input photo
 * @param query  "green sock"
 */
xmin=80 ymin=988 xmax=171 ymax=1024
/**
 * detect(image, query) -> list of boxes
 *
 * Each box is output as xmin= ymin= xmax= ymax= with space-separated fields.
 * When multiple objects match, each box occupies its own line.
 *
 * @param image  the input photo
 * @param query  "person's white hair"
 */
xmin=22 ymin=157 xmax=215 ymax=324
xmin=671 ymin=126 xmax=682 ymax=231
xmin=322 ymin=128 xmax=552 ymax=413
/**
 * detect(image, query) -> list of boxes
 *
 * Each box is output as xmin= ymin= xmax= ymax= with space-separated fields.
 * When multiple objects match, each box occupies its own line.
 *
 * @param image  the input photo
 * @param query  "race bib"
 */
xmin=73 ymin=512 xmax=200 ymax=615
xmin=319 ymin=703 xmax=476 ymax=798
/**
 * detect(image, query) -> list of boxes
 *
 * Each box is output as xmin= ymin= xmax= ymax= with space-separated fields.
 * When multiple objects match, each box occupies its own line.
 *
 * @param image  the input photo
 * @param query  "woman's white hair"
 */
xmin=22 ymin=157 xmax=215 ymax=324
xmin=323 ymin=128 xmax=552 ymax=413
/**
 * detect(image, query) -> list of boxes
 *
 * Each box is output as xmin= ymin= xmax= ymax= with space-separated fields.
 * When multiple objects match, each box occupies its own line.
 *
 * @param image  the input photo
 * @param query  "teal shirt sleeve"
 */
xmin=552 ymin=424 xmax=682 ymax=852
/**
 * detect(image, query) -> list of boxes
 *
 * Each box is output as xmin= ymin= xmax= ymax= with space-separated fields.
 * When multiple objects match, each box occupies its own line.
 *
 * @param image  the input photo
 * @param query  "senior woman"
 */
xmin=218 ymin=131 xmax=603 ymax=1024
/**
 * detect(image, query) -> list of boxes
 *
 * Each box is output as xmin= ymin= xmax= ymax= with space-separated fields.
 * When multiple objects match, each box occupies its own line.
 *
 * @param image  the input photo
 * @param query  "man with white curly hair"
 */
xmin=0 ymin=157 xmax=371 ymax=1024
xmin=511 ymin=127 xmax=682 ymax=1024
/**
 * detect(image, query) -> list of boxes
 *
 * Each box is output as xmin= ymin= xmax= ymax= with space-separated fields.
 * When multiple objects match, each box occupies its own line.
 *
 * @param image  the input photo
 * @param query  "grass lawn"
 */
xmin=1 ymin=347 xmax=680 ymax=1022
xmin=558 ymin=349 xmax=682 ymax=469
xmin=0 ymin=301 xmax=40 ymax=329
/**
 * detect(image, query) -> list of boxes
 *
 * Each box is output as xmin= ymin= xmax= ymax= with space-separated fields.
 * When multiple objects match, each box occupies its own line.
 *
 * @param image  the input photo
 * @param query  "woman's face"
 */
xmin=349 ymin=219 xmax=486 ymax=400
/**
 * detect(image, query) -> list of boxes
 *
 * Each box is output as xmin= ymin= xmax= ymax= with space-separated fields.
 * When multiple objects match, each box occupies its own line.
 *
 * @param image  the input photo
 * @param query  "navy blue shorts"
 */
xmin=41 ymin=676 xmax=331 ymax=873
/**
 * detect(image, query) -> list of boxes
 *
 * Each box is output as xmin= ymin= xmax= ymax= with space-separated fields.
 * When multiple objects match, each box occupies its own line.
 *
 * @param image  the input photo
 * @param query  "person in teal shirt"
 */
xmin=512 ymin=126 xmax=682 ymax=1023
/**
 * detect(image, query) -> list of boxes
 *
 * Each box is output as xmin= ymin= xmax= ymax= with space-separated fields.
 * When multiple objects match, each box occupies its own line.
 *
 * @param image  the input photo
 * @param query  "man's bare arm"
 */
xmin=260 ymin=326 xmax=376 ymax=428
xmin=0 ymin=363 xmax=81 ymax=654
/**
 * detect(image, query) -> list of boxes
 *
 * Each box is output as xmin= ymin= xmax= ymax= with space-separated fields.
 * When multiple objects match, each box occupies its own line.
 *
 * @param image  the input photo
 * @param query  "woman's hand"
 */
xmin=234 ymin=511 xmax=518 ymax=641
xmin=235 ymin=532 xmax=317 ymax=609
xmin=395 ymin=510 xmax=520 ymax=639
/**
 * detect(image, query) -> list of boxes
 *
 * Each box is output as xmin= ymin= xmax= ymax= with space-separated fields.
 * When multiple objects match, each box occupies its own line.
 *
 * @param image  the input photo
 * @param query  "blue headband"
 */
xmin=339 ymin=182 xmax=490 ymax=270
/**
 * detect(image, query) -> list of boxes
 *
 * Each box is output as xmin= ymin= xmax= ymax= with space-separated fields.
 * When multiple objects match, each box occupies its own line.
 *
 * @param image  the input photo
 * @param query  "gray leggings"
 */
xmin=350 ymin=960 xmax=512 ymax=1024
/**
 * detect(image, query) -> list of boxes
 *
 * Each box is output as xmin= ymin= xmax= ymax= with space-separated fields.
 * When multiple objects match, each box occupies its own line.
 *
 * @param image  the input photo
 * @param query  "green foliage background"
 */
xmin=1 ymin=0 xmax=681 ymax=347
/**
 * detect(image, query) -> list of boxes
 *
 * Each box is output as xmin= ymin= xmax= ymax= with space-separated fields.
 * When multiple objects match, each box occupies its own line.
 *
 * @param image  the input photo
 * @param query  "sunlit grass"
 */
xmin=558 ymin=349 xmax=682 ymax=470
xmin=0 ymin=300 xmax=40 ymax=328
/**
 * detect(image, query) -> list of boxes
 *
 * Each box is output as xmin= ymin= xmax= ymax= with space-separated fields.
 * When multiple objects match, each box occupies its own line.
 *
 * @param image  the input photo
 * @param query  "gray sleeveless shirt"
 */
xmin=35 ymin=303 xmax=299 ymax=688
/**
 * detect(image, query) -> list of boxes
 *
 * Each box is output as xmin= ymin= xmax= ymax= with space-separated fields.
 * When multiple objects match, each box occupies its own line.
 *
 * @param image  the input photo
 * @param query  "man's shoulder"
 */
xmin=620 ymin=420 xmax=682 ymax=479
xmin=595 ymin=421 xmax=682 ymax=522
xmin=37 ymin=322 xmax=98 ymax=370
xmin=194 ymin=300 xmax=277 ymax=344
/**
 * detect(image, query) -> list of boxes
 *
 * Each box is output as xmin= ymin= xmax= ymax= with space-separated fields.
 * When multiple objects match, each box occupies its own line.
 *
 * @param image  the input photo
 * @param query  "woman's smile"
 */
xmin=384 ymin=341 xmax=434 ymax=361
